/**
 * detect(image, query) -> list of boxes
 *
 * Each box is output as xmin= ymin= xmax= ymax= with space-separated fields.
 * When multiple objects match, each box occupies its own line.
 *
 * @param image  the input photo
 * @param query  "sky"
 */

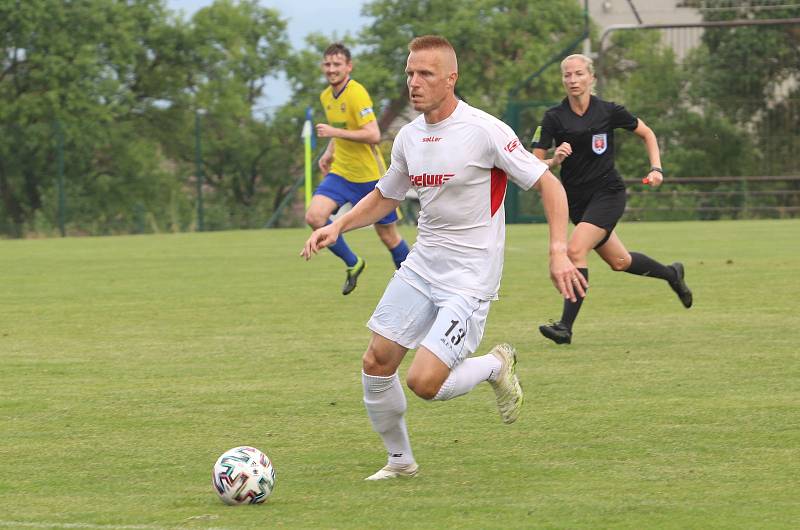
xmin=166 ymin=0 xmax=370 ymax=108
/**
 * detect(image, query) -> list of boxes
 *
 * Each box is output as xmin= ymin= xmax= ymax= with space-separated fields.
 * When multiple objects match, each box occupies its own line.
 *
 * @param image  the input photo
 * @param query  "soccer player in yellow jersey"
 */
xmin=305 ymin=43 xmax=410 ymax=295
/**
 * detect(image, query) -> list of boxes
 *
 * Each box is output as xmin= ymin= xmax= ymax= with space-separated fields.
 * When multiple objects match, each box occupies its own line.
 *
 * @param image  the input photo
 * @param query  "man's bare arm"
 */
xmin=316 ymin=119 xmax=381 ymax=144
xmin=534 ymin=170 xmax=587 ymax=301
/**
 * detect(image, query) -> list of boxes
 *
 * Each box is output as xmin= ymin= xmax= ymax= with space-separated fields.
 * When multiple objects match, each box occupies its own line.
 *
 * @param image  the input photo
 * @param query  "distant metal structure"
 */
xmin=623 ymin=176 xmax=800 ymax=220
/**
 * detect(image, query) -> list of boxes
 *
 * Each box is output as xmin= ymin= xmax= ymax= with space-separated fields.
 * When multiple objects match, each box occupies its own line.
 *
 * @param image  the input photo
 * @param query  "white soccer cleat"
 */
xmin=364 ymin=462 xmax=419 ymax=481
xmin=488 ymin=343 xmax=524 ymax=424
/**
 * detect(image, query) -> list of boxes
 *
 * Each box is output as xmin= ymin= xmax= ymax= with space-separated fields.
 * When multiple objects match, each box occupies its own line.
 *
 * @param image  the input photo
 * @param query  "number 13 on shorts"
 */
xmin=444 ymin=319 xmax=466 ymax=346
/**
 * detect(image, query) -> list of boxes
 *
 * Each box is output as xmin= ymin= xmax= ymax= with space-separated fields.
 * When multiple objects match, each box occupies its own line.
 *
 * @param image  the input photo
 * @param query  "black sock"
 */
xmin=625 ymin=252 xmax=677 ymax=282
xmin=560 ymin=268 xmax=588 ymax=330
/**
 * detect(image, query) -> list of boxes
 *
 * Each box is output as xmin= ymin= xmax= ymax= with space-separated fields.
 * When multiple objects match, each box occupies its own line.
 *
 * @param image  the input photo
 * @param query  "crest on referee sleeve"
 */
xmin=591 ymin=133 xmax=607 ymax=154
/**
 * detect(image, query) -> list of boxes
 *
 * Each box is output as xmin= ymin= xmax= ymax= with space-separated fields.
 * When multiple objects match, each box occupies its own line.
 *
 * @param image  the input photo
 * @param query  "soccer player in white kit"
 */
xmin=302 ymin=35 xmax=586 ymax=480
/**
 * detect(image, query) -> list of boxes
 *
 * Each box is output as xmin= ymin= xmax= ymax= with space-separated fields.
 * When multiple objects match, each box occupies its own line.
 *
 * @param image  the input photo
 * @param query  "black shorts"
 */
xmin=568 ymin=186 xmax=626 ymax=236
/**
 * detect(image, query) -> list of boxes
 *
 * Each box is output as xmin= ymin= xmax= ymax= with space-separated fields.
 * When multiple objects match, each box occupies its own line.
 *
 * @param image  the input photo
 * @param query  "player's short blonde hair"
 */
xmin=561 ymin=53 xmax=594 ymax=76
xmin=408 ymin=35 xmax=454 ymax=53
xmin=408 ymin=35 xmax=458 ymax=72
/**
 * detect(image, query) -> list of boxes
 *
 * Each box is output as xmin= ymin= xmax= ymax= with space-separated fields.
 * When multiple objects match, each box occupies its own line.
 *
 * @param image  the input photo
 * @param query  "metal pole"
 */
xmin=194 ymin=110 xmax=205 ymax=232
xmin=583 ymin=0 xmax=591 ymax=56
xmin=55 ymin=119 xmax=65 ymax=237
xmin=302 ymin=107 xmax=313 ymax=209
xmin=624 ymin=0 xmax=643 ymax=25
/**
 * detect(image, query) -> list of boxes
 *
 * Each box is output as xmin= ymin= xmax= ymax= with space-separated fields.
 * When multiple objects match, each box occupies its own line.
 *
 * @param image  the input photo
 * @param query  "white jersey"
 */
xmin=377 ymin=101 xmax=548 ymax=300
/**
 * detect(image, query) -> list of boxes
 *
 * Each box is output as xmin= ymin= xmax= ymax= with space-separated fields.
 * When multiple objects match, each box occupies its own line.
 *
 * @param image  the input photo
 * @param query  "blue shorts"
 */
xmin=314 ymin=173 xmax=398 ymax=225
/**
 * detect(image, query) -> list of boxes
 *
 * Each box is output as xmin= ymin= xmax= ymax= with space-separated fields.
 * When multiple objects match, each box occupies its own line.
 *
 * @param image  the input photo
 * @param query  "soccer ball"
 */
xmin=212 ymin=446 xmax=276 ymax=505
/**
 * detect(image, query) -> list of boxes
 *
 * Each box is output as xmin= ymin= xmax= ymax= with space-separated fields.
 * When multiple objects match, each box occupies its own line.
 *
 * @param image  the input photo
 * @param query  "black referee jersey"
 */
xmin=531 ymin=95 xmax=639 ymax=198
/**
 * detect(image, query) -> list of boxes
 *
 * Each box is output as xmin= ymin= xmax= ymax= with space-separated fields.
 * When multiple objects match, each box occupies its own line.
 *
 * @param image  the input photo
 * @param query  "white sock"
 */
xmin=432 ymin=354 xmax=502 ymax=401
xmin=362 ymin=372 xmax=415 ymax=466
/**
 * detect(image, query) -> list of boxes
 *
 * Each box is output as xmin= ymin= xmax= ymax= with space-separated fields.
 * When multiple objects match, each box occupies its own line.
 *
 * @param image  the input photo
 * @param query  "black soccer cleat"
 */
xmin=539 ymin=321 xmax=572 ymax=345
xmin=342 ymin=257 xmax=366 ymax=295
xmin=668 ymin=262 xmax=693 ymax=308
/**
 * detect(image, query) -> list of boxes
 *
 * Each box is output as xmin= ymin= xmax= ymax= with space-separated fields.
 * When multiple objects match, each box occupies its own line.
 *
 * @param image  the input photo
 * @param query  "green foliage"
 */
xmin=689 ymin=7 xmax=800 ymax=176
xmin=357 ymin=0 xmax=586 ymax=118
xmin=598 ymin=29 xmax=759 ymax=182
xmin=0 ymin=0 xmax=296 ymax=237
xmin=1 ymin=1 xmax=797 ymax=236
xmin=696 ymin=3 xmax=800 ymax=115
xmin=173 ymin=0 xmax=296 ymax=228
xmin=0 ymin=0 xmax=191 ymax=236
xmin=592 ymin=17 xmax=797 ymax=205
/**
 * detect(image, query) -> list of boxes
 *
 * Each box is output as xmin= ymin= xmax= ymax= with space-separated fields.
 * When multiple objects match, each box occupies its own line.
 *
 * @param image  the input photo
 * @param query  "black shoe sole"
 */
xmin=342 ymin=260 xmax=366 ymax=295
xmin=669 ymin=262 xmax=693 ymax=308
xmin=539 ymin=324 xmax=572 ymax=345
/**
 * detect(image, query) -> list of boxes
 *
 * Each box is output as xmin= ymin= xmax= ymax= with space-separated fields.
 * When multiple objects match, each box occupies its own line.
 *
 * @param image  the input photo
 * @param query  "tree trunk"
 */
xmin=0 ymin=168 xmax=25 ymax=238
xmin=378 ymin=86 xmax=409 ymax=134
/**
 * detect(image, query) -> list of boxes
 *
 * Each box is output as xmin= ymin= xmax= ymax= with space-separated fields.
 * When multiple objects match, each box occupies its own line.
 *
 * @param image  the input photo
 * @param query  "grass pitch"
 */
xmin=1 ymin=219 xmax=798 ymax=529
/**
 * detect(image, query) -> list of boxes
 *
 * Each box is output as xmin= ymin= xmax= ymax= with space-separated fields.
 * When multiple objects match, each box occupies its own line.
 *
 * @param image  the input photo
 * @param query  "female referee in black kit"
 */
xmin=531 ymin=53 xmax=692 ymax=345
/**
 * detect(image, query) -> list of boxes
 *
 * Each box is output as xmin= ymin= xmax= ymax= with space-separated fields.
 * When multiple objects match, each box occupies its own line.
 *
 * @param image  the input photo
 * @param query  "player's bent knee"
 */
xmin=362 ymin=348 xmax=395 ymax=377
xmin=382 ymin=234 xmax=401 ymax=249
xmin=406 ymin=372 xmax=440 ymax=400
xmin=361 ymin=351 xmax=382 ymax=375
xmin=375 ymin=224 xmax=401 ymax=248
xmin=608 ymin=254 xmax=631 ymax=271
xmin=304 ymin=211 xmax=326 ymax=229
xmin=609 ymin=261 xmax=627 ymax=272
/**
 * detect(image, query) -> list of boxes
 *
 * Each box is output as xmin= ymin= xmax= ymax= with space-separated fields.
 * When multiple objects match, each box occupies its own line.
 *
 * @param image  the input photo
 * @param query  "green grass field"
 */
xmin=1 ymin=219 xmax=798 ymax=529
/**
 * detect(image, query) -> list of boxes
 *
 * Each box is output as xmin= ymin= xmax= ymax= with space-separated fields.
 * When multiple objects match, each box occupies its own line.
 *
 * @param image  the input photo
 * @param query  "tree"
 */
xmin=630 ymin=6 xmax=800 ymax=180
xmin=0 ymin=0 xmax=188 ymax=236
xmin=354 ymin=0 xmax=588 ymax=129
xmin=595 ymin=9 xmax=800 ymax=219
xmin=170 ymin=0 xmax=292 ymax=229
xmin=599 ymin=28 xmax=758 ymax=182
xmin=0 ymin=0 xmax=298 ymax=236
xmin=689 ymin=4 xmax=800 ymax=176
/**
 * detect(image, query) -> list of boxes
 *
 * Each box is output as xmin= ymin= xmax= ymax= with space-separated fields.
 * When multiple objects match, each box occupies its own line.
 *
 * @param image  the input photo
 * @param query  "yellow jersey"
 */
xmin=320 ymin=79 xmax=385 ymax=183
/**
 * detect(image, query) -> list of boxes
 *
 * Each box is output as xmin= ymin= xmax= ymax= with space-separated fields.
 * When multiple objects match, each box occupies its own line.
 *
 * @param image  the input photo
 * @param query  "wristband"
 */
xmin=650 ymin=166 xmax=664 ymax=176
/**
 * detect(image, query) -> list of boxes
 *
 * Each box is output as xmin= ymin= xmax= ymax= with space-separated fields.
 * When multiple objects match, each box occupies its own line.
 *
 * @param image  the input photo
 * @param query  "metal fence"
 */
xmin=623 ymin=176 xmax=800 ymax=220
xmin=510 ymin=175 xmax=800 ymax=224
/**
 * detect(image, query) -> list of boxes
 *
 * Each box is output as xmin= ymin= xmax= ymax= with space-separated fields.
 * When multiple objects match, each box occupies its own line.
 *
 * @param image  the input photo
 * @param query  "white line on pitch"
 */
xmin=0 ymin=522 xmax=162 ymax=530
xmin=0 ymin=522 xmax=232 ymax=530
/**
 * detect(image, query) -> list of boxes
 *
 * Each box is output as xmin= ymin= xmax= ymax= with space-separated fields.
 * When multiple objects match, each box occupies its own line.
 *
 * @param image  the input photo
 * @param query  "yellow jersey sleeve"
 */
xmin=348 ymin=82 xmax=377 ymax=128
xmin=320 ymin=79 xmax=385 ymax=183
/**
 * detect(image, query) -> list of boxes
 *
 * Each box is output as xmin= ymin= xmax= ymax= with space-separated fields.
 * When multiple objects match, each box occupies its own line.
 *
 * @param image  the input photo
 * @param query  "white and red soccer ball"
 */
xmin=212 ymin=446 xmax=276 ymax=505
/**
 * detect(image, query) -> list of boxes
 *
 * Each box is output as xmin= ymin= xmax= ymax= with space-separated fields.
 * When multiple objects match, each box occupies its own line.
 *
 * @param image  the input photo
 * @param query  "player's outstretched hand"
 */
xmin=301 ymin=224 xmax=340 ymax=260
xmin=550 ymin=252 xmax=587 ymax=302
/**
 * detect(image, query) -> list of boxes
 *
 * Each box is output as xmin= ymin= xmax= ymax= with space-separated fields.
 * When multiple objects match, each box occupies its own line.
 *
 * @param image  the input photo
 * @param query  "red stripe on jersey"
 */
xmin=490 ymin=167 xmax=508 ymax=217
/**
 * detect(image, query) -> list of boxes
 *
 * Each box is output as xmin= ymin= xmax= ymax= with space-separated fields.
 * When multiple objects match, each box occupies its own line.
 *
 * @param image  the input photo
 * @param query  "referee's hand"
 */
xmin=642 ymin=169 xmax=663 ymax=187
xmin=553 ymin=142 xmax=572 ymax=165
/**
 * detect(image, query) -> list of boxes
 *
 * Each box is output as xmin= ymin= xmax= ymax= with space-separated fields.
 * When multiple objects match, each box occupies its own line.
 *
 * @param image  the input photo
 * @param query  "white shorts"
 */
xmin=367 ymin=267 xmax=491 ymax=368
